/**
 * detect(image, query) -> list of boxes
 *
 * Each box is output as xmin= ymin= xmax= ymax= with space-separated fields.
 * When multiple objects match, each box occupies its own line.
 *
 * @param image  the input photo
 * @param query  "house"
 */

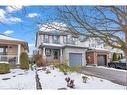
xmin=35 ymin=30 xmax=87 ymax=66
xmin=0 ymin=34 xmax=28 ymax=64
xmin=80 ymin=37 xmax=124 ymax=66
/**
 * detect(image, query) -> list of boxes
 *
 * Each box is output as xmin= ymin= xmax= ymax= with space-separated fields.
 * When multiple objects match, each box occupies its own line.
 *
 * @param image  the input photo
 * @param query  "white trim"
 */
xmin=17 ymin=44 xmax=21 ymax=64
xmin=43 ymin=47 xmax=46 ymax=57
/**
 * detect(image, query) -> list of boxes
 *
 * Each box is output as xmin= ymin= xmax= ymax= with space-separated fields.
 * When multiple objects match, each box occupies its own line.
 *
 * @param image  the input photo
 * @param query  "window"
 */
xmin=91 ymin=43 xmax=95 ymax=47
xmin=72 ymin=37 xmax=76 ymax=44
xmin=52 ymin=36 xmax=60 ymax=44
xmin=0 ymin=47 xmax=7 ymax=55
xmin=43 ymin=35 xmax=49 ymax=43
xmin=45 ymin=49 xmax=51 ymax=56
xmin=0 ymin=48 xmax=4 ymax=54
xmin=63 ymin=36 xmax=67 ymax=43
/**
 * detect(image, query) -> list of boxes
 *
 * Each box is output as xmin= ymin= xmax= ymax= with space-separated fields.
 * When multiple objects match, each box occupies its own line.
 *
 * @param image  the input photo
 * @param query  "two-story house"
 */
xmin=35 ymin=30 xmax=87 ymax=66
xmin=79 ymin=37 xmax=124 ymax=66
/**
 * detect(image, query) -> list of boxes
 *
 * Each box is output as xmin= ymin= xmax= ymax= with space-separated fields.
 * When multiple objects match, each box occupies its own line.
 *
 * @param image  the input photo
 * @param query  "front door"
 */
xmin=53 ymin=49 xmax=60 ymax=60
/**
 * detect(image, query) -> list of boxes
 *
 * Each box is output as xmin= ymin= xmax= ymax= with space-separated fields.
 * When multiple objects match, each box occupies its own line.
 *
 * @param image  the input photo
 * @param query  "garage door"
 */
xmin=69 ymin=53 xmax=82 ymax=66
xmin=97 ymin=55 xmax=106 ymax=66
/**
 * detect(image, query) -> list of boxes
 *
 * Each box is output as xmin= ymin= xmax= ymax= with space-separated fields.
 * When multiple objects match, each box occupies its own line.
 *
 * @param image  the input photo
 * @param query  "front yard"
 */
xmin=0 ymin=65 xmax=126 ymax=90
xmin=37 ymin=65 xmax=126 ymax=89
xmin=0 ymin=69 xmax=36 ymax=89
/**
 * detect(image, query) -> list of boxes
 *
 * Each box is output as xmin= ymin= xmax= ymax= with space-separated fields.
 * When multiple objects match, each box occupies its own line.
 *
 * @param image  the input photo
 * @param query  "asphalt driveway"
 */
xmin=80 ymin=66 xmax=127 ymax=86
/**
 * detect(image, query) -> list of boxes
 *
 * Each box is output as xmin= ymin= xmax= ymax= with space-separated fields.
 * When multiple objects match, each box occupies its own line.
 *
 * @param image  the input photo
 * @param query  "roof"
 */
xmin=38 ymin=30 xmax=79 ymax=37
xmin=39 ymin=43 xmax=88 ymax=49
xmin=0 ymin=34 xmax=25 ymax=42
xmin=0 ymin=34 xmax=29 ymax=51
xmin=38 ymin=31 xmax=69 ymax=36
xmin=86 ymin=48 xmax=109 ymax=52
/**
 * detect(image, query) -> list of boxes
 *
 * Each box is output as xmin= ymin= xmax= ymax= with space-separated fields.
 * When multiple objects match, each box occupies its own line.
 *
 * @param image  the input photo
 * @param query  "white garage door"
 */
xmin=69 ymin=53 xmax=82 ymax=66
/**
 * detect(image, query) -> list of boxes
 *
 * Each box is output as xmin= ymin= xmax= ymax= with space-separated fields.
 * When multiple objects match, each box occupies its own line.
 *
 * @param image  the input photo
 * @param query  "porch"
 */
xmin=39 ymin=46 xmax=63 ymax=63
xmin=0 ymin=44 xmax=21 ymax=64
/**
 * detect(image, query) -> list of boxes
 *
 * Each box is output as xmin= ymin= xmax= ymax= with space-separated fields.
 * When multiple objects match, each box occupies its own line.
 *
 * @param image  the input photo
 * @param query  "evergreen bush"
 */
xmin=20 ymin=52 xmax=29 ymax=70
xmin=0 ymin=63 xmax=10 ymax=74
xmin=112 ymin=53 xmax=118 ymax=61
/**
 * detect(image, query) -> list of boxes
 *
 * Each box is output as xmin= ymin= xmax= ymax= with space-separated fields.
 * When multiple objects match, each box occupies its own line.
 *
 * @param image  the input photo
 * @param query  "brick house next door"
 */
xmin=86 ymin=50 xmax=109 ymax=66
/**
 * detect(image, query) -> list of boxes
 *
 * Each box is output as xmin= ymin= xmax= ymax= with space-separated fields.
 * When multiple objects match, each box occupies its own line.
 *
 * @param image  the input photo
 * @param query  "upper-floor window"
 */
xmin=63 ymin=36 xmax=67 ymax=43
xmin=72 ymin=37 xmax=76 ymax=44
xmin=43 ymin=35 xmax=49 ymax=43
xmin=91 ymin=43 xmax=95 ymax=47
xmin=52 ymin=36 xmax=60 ymax=44
xmin=67 ymin=36 xmax=76 ymax=44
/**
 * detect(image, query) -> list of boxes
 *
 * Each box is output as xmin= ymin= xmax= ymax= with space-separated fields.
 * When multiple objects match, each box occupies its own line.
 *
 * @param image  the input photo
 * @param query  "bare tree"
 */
xmin=54 ymin=6 xmax=127 ymax=64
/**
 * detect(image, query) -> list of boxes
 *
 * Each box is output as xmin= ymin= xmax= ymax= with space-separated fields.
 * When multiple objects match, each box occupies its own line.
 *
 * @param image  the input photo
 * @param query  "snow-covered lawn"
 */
xmin=37 ymin=66 xmax=126 ymax=89
xmin=0 ymin=69 xmax=36 ymax=89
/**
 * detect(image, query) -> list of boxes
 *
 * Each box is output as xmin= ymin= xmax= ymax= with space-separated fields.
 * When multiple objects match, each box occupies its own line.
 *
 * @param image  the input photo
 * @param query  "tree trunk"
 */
xmin=124 ymin=32 xmax=127 ymax=87
xmin=124 ymin=50 xmax=127 ymax=87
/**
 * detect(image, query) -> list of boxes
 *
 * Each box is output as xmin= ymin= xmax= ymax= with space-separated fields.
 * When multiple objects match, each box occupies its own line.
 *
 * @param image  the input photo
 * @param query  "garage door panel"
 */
xmin=69 ymin=53 xmax=82 ymax=66
xmin=97 ymin=55 xmax=106 ymax=66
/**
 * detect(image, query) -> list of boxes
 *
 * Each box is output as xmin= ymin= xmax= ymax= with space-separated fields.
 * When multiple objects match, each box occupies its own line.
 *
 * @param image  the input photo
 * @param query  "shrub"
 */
xmin=0 ymin=63 xmax=10 ymax=74
xmin=69 ymin=65 xmax=81 ymax=72
xmin=121 ymin=54 xmax=124 ymax=59
xmin=55 ymin=64 xmax=81 ymax=73
xmin=112 ymin=53 xmax=118 ymax=61
xmin=50 ymin=60 xmax=61 ymax=66
xmin=118 ymin=55 xmax=121 ymax=60
xmin=33 ymin=53 xmax=46 ymax=67
xmin=55 ymin=64 xmax=70 ymax=72
xmin=20 ymin=52 xmax=29 ymax=70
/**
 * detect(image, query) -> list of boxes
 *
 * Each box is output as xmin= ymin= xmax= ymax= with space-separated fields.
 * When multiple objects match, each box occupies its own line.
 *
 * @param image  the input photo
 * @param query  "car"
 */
xmin=108 ymin=59 xmax=126 ymax=70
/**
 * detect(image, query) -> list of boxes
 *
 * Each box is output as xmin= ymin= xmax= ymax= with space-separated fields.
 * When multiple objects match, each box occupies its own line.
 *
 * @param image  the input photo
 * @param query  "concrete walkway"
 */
xmin=80 ymin=66 xmax=127 ymax=86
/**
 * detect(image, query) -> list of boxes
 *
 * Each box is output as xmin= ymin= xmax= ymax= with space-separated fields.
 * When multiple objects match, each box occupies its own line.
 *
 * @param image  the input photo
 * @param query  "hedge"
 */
xmin=0 ymin=63 xmax=10 ymax=74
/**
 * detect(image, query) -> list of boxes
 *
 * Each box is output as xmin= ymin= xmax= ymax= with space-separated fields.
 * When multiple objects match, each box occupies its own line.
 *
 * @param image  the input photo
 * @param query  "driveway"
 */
xmin=80 ymin=66 xmax=127 ymax=86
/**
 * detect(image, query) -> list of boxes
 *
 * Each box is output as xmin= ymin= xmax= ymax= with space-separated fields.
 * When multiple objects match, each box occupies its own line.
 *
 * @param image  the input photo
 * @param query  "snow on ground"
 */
xmin=0 ymin=69 xmax=36 ymax=90
xmin=97 ymin=66 xmax=127 ymax=72
xmin=37 ymin=66 xmax=126 ymax=89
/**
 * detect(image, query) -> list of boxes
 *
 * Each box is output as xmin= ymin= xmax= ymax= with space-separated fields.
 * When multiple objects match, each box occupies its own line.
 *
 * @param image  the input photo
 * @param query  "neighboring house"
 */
xmin=0 ymin=34 xmax=28 ymax=64
xmin=79 ymin=37 xmax=110 ymax=66
xmin=80 ymin=37 xmax=124 ymax=66
xmin=35 ymin=31 xmax=87 ymax=66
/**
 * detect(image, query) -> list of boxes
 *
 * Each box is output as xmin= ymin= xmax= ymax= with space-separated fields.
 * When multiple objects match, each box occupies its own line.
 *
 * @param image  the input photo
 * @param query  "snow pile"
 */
xmin=0 ymin=69 xmax=36 ymax=89
xmin=37 ymin=66 xmax=126 ymax=89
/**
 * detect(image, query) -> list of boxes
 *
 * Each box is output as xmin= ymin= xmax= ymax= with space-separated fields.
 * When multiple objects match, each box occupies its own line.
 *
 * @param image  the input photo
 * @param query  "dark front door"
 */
xmin=97 ymin=55 xmax=107 ymax=66
xmin=53 ymin=49 xmax=60 ymax=60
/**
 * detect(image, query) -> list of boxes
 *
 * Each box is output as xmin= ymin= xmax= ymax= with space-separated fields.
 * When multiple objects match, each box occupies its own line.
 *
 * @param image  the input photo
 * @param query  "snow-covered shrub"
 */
xmin=42 ymin=67 xmax=47 ymax=71
xmin=46 ymin=69 xmax=51 ymax=74
xmin=20 ymin=52 xmax=29 ymax=70
xmin=82 ymin=76 xmax=88 ymax=83
xmin=0 ymin=63 xmax=10 ymax=74
xmin=65 ymin=77 xmax=75 ymax=88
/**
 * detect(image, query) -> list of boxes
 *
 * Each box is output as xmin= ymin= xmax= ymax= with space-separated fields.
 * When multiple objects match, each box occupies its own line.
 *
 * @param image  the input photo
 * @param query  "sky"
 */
xmin=0 ymin=6 xmax=124 ymax=55
xmin=0 ymin=6 xmax=58 ymax=55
